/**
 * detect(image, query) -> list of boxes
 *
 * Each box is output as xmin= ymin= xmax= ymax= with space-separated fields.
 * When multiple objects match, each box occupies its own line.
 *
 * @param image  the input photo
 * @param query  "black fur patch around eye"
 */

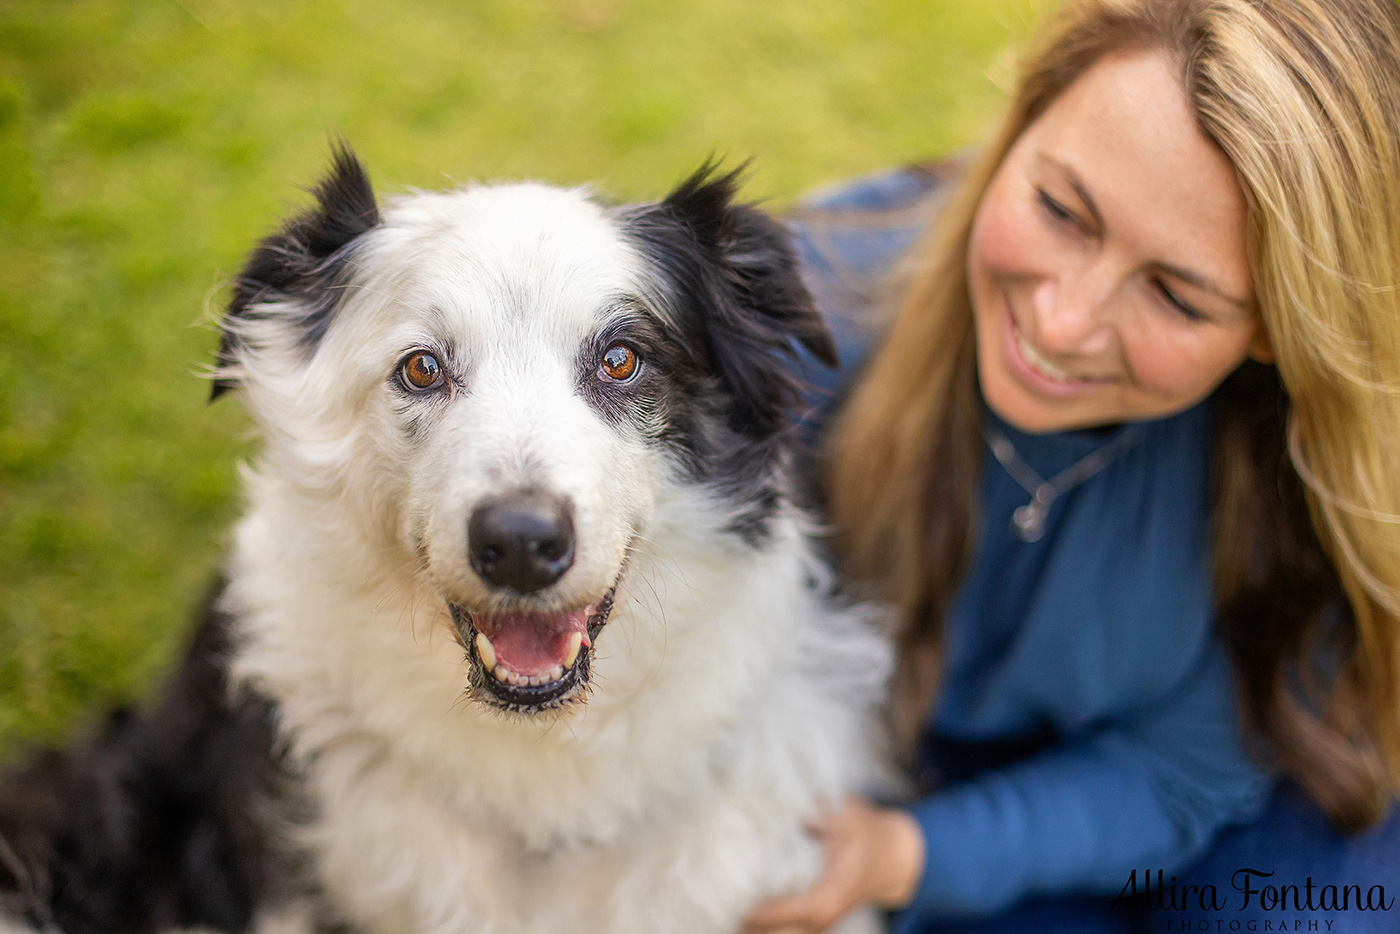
xmin=576 ymin=305 xmax=716 ymax=481
xmin=617 ymin=164 xmax=839 ymax=543
xmin=621 ymin=163 xmax=836 ymax=439
xmin=211 ymin=143 xmax=381 ymax=400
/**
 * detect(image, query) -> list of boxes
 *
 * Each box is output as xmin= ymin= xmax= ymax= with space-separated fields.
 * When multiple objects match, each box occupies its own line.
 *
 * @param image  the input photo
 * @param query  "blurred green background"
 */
xmin=0 ymin=0 xmax=1041 ymax=755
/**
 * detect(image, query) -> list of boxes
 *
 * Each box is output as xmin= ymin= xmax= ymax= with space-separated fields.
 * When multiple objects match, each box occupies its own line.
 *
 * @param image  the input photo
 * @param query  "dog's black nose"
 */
xmin=468 ymin=492 xmax=576 ymax=593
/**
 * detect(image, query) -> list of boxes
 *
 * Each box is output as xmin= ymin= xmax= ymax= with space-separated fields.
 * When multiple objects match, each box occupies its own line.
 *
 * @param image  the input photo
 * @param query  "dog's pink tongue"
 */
xmin=478 ymin=608 xmax=590 ymax=676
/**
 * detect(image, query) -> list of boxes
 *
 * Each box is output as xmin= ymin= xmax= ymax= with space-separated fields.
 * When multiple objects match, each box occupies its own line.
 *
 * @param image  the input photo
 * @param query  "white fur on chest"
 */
xmin=227 ymin=480 xmax=889 ymax=934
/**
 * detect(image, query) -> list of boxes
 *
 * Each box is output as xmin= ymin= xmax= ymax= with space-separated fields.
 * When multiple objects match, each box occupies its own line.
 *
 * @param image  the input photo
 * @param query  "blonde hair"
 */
xmin=828 ymin=0 xmax=1400 ymax=829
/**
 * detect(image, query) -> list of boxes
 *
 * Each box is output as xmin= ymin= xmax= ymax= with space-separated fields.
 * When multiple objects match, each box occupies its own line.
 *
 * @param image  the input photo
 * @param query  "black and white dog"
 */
xmin=0 ymin=149 xmax=889 ymax=934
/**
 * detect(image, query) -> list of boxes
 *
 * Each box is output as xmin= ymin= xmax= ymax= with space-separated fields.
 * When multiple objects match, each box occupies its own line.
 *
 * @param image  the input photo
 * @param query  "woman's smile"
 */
xmin=1002 ymin=308 xmax=1113 ymax=397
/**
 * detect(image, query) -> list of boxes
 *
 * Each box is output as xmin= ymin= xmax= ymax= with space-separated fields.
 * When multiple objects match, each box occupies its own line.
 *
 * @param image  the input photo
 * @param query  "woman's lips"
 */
xmin=1001 ymin=311 xmax=1111 ymax=399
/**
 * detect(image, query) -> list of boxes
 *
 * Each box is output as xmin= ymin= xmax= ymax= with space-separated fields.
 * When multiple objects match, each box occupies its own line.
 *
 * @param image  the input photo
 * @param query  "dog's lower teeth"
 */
xmin=489 ymin=667 xmax=565 ymax=689
xmin=475 ymin=632 xmax=497 ymax=672
xmin=467 ymin=592 xmax=612 ymax=698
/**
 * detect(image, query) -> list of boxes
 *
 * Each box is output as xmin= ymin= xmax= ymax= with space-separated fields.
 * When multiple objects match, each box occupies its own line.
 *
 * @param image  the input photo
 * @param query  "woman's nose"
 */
xmin=1032 ymin=265 xmax=1116 ymax=355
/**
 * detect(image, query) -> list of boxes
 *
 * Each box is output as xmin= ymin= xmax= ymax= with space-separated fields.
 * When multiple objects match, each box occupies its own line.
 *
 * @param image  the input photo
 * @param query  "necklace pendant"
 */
xmin=1012 ymin=501 xmax=1049 ymax=542
xmin=984 ymin=421 xmax=1143 ymax=545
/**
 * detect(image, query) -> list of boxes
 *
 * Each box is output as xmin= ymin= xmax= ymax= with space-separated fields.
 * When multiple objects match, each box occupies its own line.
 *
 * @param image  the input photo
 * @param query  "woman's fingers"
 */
xmin=743 ymin=796 xmax=925 ymax=932
xmin=743 ymin=884 xmax=844 ymax=929
xmin=743 ymin=893 xmax=814 ymax=929
xmin=742 ymin=856 xmax=857 ymax=931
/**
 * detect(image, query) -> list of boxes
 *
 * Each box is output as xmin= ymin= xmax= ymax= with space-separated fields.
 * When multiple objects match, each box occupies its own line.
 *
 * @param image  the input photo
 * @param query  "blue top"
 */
xmin=787 ymin=167 xmax=1273 ymax=921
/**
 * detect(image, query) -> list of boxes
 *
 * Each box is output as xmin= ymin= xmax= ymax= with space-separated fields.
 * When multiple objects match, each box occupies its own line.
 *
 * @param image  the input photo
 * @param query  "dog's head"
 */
xmin=214 ymin=146 xmax=835 ymax=715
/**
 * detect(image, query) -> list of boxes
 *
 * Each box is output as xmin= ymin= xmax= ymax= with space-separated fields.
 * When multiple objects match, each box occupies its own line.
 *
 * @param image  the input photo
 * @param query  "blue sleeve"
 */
xmin=891 ymin=640 xmax=1274 ymax=925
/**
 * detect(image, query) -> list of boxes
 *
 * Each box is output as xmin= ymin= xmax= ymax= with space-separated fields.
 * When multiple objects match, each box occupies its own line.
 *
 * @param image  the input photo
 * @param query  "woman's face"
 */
xmin=968 ymin=49 xmax=1270 ymax=434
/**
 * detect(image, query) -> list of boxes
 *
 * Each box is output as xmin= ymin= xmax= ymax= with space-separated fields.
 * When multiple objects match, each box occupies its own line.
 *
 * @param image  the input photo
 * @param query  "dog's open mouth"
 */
xmin=450 ymin=586 xmax=616 ymax=712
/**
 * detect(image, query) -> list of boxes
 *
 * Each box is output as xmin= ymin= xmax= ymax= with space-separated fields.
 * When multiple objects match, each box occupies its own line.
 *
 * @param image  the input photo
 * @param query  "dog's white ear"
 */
xmin=651 ymin=163 xmax=838 ymax=438
xmin=211 ymin=143 xmax=380 ymax=400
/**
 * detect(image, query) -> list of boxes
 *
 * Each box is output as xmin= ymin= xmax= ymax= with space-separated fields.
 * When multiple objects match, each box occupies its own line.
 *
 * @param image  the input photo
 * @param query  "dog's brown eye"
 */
xmin=401 ymin=351 xmax=444 ymax=391
xmin=599 ymin=344 xmax=638 ymax=382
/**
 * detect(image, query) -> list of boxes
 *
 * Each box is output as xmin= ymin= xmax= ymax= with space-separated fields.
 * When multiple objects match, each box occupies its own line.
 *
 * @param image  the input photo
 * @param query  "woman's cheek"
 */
xmin=970 ymin=181 xmax=1044 ymax=283
xmin=1122 ymin=324 xmax=1244 ymax=407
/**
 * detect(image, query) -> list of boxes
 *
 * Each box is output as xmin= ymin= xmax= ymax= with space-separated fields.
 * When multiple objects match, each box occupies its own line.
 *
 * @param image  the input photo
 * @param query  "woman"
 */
xmin=747 ymin=0 xmax=1400 ymax=931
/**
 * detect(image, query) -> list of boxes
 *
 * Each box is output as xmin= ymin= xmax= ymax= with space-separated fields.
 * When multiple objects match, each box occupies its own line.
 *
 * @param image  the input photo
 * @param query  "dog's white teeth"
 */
xmin=475 ymin=632 xmax=497 ymax=672
xmin=481 ymin=639 xmax=576 ymax=688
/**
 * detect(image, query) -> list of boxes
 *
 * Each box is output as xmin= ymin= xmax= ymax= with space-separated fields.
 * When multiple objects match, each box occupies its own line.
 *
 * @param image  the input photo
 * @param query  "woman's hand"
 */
xmin=741 ymin=796 xmax=926 ymax=934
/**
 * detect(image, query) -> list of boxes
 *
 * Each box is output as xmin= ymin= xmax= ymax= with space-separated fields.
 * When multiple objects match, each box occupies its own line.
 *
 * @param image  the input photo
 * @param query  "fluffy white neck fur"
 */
xmin=225 ymin=466 xmax=887 ymax=852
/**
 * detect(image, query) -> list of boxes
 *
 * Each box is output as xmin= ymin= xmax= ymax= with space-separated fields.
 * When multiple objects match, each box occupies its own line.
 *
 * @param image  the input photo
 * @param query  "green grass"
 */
xmin=0 ymin=0 xmax=1043 ymax=755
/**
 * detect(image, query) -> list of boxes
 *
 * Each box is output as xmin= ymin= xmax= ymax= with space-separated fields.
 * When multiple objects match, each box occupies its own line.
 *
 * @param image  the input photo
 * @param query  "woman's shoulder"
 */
xmin=787 ymin=158 xmax=962 ymax=323
xmin=786 ymin=159 xmax=964 ymax=432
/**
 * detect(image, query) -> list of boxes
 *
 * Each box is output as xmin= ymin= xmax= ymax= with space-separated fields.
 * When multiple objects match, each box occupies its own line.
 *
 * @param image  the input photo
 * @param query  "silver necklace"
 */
xmin=981 ymin=421 xmax=1143 ymax=543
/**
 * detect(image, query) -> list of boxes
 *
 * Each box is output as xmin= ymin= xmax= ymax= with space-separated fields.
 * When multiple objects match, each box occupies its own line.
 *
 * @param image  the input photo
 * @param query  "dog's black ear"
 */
xmin=211 ymin=143 xmax=381 ymax=400
xmin=653 ymin=162 xmax=837 ymax=436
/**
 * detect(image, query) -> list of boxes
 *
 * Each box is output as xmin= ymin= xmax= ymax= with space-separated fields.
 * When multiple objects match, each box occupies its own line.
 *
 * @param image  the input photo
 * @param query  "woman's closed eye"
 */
xmin=1036 ymin=189 xmax=1087 ymax=232
xmin=1153 ymin=277 xmax=1205 ymax=321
